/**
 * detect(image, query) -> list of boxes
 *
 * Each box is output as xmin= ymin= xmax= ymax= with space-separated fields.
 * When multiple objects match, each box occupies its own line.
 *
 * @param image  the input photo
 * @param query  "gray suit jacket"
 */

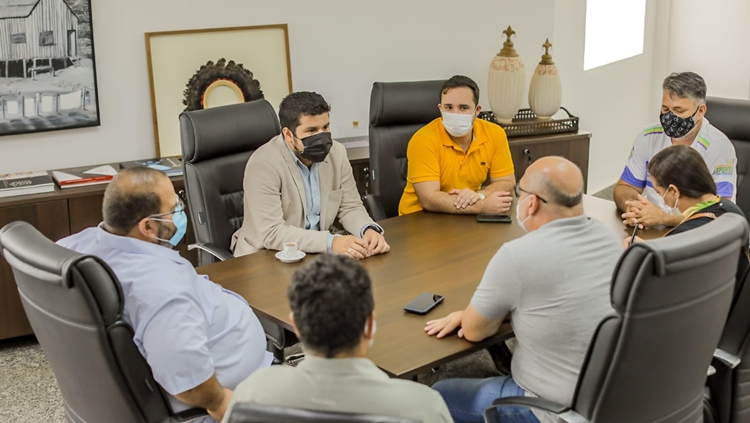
xmin=232 ymin=134 xmax=374 ymax=256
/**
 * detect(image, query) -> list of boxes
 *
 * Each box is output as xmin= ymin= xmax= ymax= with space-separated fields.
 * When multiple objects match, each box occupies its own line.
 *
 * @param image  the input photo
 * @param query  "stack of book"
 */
xmin=120 ymin=157 xmax=183 ymax=176
xmin=0 ymin=171 xmax=55 ymax=198
xmin=51 ymin=165 xmax=118 ymax=189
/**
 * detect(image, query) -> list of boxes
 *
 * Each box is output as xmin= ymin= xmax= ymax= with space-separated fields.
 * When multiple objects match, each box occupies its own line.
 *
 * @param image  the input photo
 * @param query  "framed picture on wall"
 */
xmin=0 ymin=0 xmax=101 ymax=137
xmin=145 ymin=24 xmax=293 ymax=157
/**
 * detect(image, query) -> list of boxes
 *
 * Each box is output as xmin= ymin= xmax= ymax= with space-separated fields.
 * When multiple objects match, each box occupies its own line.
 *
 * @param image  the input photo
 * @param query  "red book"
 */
xmin=51 ymin=165 xmax=117 ymax=189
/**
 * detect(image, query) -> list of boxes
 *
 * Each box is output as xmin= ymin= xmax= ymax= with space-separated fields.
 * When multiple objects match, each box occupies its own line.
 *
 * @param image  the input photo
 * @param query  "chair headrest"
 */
xmin=612 ymin=213 xmax=749 ymax=310
xmin=180 ymin=99 xmax=281 ymax=163
xmin=0 ymin=221 xmax=81 ymax=287
xmin=369 ymin=80 xmax=445 ymax=127
xmin=0 ymin=221 xmax=124 ymax=324
xmin=706 ymin=96 xmax=750 ymax=141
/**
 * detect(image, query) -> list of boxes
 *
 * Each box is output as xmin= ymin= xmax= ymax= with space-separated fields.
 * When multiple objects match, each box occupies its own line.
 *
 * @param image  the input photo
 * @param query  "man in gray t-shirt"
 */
xmin=426 ymin=157 xmax=622 ymax=423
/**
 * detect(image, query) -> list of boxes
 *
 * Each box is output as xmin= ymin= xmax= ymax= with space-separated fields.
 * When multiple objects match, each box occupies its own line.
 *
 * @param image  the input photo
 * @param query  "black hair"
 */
xmin=278 ymin=91 xmax=331 ymax=135
xmin=102 ymin=167 xmax=166 ymax=234
xmin=649 ymin=145 xmax=717 ymax=198
xmin=288 ymin=254 xmax=374 ymax=357
xmin=441 ymin=75 xmax=480 ymax=106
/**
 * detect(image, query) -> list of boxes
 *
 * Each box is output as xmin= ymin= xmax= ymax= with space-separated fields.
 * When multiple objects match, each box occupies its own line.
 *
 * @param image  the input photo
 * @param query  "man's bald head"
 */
xmin=523 ymin=156 xmax=584 ymax=211
xmin=102 ymin=167 xmax=171 ymax=234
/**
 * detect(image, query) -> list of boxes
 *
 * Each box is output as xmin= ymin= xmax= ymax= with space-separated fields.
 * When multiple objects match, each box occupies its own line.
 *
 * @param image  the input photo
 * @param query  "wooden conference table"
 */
xmin=197 ymin=195 xmax=668 ymax=379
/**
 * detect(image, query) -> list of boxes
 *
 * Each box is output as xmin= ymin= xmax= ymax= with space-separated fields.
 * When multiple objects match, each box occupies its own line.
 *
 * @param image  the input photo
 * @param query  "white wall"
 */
xmin=0 ymin=0 xmax=554 ymax=174
xmin=552 ymin=0 xmax=661 ymax=194
xmin=666 ymin=0 xmax=750 ymax=101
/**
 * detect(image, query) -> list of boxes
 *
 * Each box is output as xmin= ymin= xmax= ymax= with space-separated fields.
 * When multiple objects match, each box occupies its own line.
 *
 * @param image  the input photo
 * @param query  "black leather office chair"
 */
xmin=705 ymin=263 xmax=750 ymax=423
xmin=366 ymin=80 xmax=444 ymax=220
xmin=705 ymin=97 xmax=750 ymax=219
xmin=179 ymin=99 xmax=280 ymax=266
xmin=227 ymin=402 xmax=420 ymax=423
xmin=0 ymin=221 xmax=206 ymax=423
xmin=484 ymin=213 xmax=749 ymax=423
xmin=179 ymin=99 xmax=297 ymax=364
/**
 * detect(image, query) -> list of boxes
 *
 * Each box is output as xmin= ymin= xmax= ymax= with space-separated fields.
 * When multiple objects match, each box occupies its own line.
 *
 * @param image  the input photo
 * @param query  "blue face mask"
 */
xmin=150 ymin=203 xmax=188 ymax=247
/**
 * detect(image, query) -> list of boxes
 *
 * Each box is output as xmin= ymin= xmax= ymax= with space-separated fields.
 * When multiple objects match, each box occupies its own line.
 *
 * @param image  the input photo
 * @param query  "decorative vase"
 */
xmin=488 ymin=26 xmax=526 ymax=124
xmin=528 ymin=39 xmax=562 ymax=120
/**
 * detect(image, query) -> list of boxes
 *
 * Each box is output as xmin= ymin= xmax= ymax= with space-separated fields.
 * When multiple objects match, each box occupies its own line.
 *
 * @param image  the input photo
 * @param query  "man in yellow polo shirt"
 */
xmin=399 ymin=75 xmax=515 ymax=215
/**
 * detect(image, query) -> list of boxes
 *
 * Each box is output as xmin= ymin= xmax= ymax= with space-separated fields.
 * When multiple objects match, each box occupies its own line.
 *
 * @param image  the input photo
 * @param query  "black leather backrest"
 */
xmin=573 ymin=214 xmax=748 ymax=423
xmin=179 ymin=100 xmax=280 ymax=262
xmin=368 ymin=81 xmax=444 ymax=218
xmin=228 ymin=402 xmax=421 ymax=423
xmin=0 ymin=221 xmax=172 ymax=423
xmin=706 ymin=97 xmax=750 ymax=218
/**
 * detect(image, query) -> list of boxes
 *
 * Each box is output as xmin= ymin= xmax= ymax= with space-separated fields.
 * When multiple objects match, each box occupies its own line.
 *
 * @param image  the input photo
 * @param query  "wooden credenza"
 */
xmin=0 ymin=175 xmax=197 ymax=340
xmin=0 ymin=131 xmax=590 ymax=341
xmin=508 ymin=131 xmax=591 ymax=191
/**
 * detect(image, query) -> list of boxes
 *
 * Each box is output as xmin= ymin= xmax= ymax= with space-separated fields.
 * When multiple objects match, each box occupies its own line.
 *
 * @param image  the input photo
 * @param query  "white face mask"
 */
xmin=441 ymin=111 xmax=475 ymax=137
xmin=365 ymin=319 xmax=377 ymax=347
xmin=656 ymin=186 xmax=681 ymax=216
xmin=515 ymin=195 xmax=532 ymax=232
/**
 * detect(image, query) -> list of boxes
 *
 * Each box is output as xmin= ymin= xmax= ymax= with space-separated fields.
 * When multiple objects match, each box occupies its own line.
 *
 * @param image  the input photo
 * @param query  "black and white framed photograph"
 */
xmin=0 ymin=0 xmax=100 ymax=136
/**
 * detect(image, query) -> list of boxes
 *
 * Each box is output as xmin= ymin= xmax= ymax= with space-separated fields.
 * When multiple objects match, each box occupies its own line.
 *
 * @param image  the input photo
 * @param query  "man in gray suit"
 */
xmin=223 ymin=254 xmax=453 ymax=423
xmin=232 ymin=91 xmax=389 ymax=259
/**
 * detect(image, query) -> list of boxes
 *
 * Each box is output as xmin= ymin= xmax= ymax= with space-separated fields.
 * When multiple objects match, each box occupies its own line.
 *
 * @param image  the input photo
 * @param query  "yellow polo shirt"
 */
xmin=398 ymin=118 xmax=514 ymax=215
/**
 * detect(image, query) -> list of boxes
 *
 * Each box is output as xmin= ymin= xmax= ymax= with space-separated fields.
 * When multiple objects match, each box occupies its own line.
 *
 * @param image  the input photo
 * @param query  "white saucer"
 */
xmin=275 ymin=251 xmax=306 ymax=263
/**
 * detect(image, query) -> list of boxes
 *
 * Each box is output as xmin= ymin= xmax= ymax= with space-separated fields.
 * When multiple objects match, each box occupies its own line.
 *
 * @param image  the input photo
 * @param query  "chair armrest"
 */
xmin=159 ymin=407 xmax=208 ymax=423
xmin=187 ymin=243 xmax=233 ymax=261
xmin=364 ymin=194 xmax=387 ymax=222
xmin=714 ymin=348 xmax=741 ymax=369
xmin=487 ymin=396 xmax=590 ymax=423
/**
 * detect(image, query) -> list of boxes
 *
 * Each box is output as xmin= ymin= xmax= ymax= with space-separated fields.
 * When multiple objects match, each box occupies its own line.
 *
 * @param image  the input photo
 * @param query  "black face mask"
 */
xmin=293 ymin=132 xmax=333 ymax=163
xmin=660 ymin=106 xmax=699 ymax=139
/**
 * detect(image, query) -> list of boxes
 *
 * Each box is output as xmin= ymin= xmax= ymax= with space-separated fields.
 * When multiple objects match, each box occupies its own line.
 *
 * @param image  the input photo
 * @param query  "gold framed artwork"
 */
xmin=145 ymin=24 xmax=293 ymax=157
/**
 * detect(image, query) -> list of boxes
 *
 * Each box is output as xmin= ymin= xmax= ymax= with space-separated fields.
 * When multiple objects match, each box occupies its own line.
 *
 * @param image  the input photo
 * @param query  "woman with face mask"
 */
xmin=626 ymin=145 xmax=748 ymax=282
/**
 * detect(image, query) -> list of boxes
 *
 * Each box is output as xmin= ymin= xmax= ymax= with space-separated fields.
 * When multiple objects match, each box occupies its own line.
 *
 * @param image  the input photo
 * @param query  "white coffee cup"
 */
xmin=283 ymin=242 xmax=298 ymax=258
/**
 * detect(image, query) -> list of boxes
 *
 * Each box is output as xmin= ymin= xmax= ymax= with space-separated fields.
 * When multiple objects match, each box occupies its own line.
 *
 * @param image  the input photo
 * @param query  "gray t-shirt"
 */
xmin=471 ymin=215 xmax=621 ymax=410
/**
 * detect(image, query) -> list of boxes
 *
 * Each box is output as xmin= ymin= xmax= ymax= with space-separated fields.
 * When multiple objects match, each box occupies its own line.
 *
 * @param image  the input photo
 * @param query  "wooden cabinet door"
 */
xmin=509 ymin=137 xmax=590 ymax=191
xmin=69 ymin=194 xmax=104 ymax=233
xmin=0 ymin=200 xmax=70 ymax=339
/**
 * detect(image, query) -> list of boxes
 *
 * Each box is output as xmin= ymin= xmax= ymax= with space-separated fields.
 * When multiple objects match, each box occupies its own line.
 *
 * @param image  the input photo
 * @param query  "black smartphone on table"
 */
xmin=404 ymin=293 xmax=445 ymax=315
xmin=477 ymin=214 xmax=512 ymax=223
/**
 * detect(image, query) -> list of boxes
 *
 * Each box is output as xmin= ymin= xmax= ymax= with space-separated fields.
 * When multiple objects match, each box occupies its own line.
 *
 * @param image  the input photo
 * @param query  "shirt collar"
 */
xmin=297 ymin=355 xmax=387 ymax=379
xmin=698 ymin=117 xmax=711 ymax=138
xmin=94 ymin=223 xmax=188 ymax=265
xmin=536 ymin=214 xmax=590 ymax=232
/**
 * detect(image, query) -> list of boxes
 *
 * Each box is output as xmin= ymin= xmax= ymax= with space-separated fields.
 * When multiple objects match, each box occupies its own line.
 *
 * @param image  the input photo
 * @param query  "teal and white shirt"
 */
xmin=620 ymin=118 xmax=737 ymax=202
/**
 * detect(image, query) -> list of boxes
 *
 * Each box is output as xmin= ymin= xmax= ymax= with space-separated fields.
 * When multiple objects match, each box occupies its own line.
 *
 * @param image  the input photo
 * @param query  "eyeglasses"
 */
xmin=149 ymin=195 xmax=185 ymax=219
xmin=514 ymin=184 xmax=548 ymax=203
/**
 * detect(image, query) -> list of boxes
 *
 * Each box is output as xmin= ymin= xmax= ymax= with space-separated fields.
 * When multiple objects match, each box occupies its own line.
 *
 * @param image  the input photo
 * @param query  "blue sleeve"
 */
xmin=620 ymin=133 xmax=649 ymax=189
xmin=326 ymin=233 xmax=338 ymax=253
xmin=716 ymin=181 xmax=735 ymax=198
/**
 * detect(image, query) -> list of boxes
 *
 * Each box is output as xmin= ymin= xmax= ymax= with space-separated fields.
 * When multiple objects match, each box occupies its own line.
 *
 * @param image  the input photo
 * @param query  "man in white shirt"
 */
xmin=616 ymin=71 xmax=737 ymax=228
xmin=58 ymin=167 xmax=272 ymax=422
